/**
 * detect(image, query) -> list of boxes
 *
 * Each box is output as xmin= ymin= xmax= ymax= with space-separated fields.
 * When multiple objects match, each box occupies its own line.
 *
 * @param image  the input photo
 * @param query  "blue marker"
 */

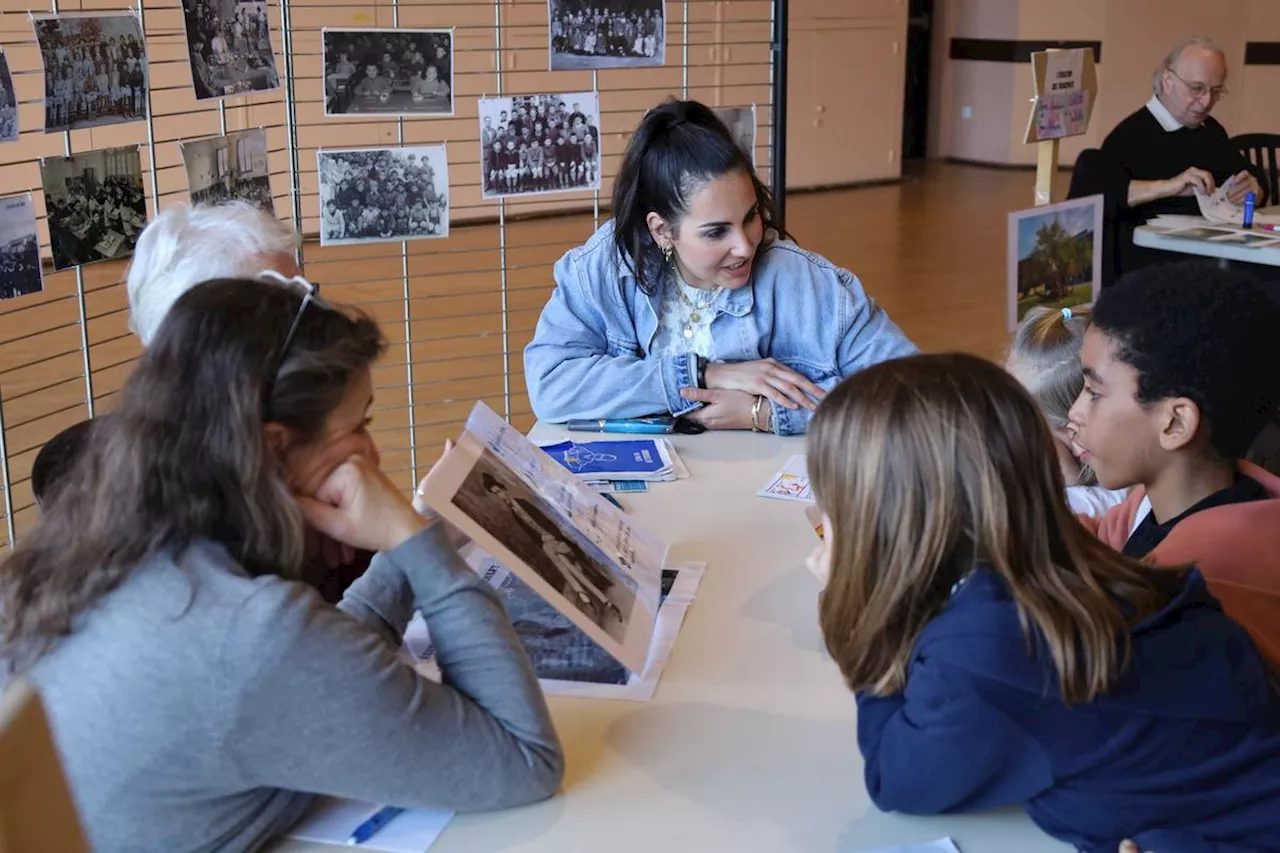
xmin=346 ymin=806 xmax=404 ymax=846
xmin=1243 ymin=191 xmax=1256 ymax=229
xmin=567 ymin=417 xmax=677 ymax=434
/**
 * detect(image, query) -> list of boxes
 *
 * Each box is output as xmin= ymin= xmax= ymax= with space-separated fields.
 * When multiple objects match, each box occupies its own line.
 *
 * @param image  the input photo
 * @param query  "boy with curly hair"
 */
xmin=1071 ymin=261 xmax=1280 ymax=667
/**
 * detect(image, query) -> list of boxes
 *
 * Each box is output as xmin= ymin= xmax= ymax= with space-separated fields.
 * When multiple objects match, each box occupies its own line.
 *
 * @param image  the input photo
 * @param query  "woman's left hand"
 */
xmin=680 ymin=387 xmax=763 ymax=431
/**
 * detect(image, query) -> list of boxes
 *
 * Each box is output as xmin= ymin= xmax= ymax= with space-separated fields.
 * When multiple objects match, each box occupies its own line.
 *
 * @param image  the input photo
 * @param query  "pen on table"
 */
xmin=346 ymin=806 xmax=404 ymax=846
xmin=1258 ymin=223 xmax=1279 ymax=233
xmin=601 ymin=492 xmax=626 ymax=512
xmin=566 ymin=418 xmax=675 ymax=434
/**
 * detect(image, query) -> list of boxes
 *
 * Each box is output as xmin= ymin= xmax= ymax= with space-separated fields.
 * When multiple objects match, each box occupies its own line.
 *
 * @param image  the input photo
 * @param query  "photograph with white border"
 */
xmin=182 ymin=127 xmax=273 ymax=212
xmin=322 ymin=28 xmax=453 ymax=117
xmin=317 ymin=145 xmax=449 ymax=246
xmin=422 ymin=403 xmax=664 ymax=674
xmin=1007 ymin=193 xmax=1102 ymax=332
xmin=33 ymin=12 xmax=148 ymax=133
xmin=478 ymin=91 xmax=600 ymax=199
xmin=179 ymin=0 xmax=280 ymax=101
xmin=0 ymin=195 xmax=43 ymax=300
xmin=0 ymin=49 xmax=18 ymax=142
xmin=548 ymin=0 xmax=665 ymax=70
xmin=713 ymin=104 xmax=757 ymax=167
xmin=40 ymin=145 xmax=147 ymax=271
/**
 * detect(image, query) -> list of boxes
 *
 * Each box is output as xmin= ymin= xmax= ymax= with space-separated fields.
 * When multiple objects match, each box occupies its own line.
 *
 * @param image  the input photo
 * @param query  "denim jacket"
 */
xmin=524 ymin=220 xmax=918 ymax=435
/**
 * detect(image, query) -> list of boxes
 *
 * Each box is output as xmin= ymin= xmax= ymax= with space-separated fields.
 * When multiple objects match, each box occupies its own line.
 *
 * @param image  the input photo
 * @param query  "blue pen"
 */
xmin=346 ymin=806 xmax=404 ymax=846
xmin=601 ymin=492 xmax=625 ymax=511
xmin=566 ymin=417 xmax=676 ymax=435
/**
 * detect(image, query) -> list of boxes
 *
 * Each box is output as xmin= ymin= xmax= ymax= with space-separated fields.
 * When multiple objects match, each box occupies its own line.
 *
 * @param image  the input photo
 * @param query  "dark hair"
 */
xmin=610 ymin=98 xmax=786 ymax=294
xmin=31 ymin=417 xmax=99 ymax=507
xmin=1092 ymin=262 xmax=1280 ymax=460
xmin=0 ymin=278 xmax=386 ymax=670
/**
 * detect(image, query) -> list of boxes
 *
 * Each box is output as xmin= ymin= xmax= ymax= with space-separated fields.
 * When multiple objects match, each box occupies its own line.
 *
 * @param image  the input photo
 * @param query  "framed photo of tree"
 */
xmin=1007 ymin=194 xmax=1103 ymax=332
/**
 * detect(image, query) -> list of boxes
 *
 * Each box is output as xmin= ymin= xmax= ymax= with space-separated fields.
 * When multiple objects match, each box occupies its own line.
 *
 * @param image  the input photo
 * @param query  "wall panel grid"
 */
xmin=0 ymin=0 xmax=779 ymax=547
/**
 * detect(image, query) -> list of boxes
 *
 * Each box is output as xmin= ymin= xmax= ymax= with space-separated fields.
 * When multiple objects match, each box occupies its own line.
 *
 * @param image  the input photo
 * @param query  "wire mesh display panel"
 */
xmin=0 ymin=0 xmax=778 ymax=547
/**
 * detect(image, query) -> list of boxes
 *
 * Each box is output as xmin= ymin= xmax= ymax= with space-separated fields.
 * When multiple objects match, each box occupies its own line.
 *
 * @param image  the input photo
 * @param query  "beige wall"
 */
xmin=786 ymin=0 xmax=908 ymax=188
xmin=931 ymin=0 xmax=1278 ymax=166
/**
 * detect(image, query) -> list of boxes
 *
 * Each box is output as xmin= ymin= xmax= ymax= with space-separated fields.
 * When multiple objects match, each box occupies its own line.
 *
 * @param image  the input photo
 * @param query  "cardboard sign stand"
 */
xmin=1025 ymin=47 xmax=1098 ymax=206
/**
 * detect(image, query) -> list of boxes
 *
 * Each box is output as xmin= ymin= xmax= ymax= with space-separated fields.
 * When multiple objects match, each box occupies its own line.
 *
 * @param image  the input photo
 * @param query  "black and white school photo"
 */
xmin=182 ymin=128 xmax=274 ymax=212
xmin=478 ymin=92 xmax=601 ymax=199
xmin=180 ymin=0 xmax=280 ymax=100
xmin=322 ymin=28 xmax=453 ymax=117
xmin=0 ymin=195 xmax=43 ymax=300
xmin=713 ymin=105 xmax=757 ymax=167
xmin=34 ymin=12 xmax=148 ymax=133
xmin=317 ymin=145 xmax=449 ymax=246
xmin=40 ymin=145 xmax=147 ymax=271
xmin=548 ymin=0 xmax=665 ymax=70
xmin=450 ymin=450 xmax=638 ymax=642
xmin=0 ymin=49 xmax=18 ymax=143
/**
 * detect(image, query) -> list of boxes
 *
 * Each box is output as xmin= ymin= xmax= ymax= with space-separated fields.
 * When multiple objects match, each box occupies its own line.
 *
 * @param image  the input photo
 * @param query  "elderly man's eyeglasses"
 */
xmin=1166 ymin=68 xmax=1228 ymax=101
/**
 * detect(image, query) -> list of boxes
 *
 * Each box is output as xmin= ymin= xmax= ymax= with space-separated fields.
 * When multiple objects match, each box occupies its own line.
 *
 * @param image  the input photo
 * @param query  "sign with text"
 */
xmin=1024 ymin=47 xmax=1097 ymax=144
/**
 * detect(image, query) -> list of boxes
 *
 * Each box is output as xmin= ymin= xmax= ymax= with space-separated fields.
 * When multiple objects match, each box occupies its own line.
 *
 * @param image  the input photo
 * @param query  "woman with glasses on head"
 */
xmin=0 ymin=277 xmax=564 ymax=852
xmin=523 ymin=98 xmax=917 ymax=436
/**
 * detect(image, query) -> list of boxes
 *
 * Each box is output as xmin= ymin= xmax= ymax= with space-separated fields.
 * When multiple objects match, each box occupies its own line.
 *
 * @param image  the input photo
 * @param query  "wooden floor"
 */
xmin=0 ymin=160 xmax=1044 ymax=542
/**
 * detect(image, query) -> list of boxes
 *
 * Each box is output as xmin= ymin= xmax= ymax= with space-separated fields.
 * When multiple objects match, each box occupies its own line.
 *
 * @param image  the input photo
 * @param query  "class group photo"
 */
xmin=322 ymin=28 xmax=453 ymax=117
xmin=180 ymin=0 xmax=280 ymax=100
xmin=39 ymin=145 xmax=147 ymax=270
xmin=34 ymin=13 xmax=148 ymax=133
xmin=548 ymin=0 xmax=666 ymax=70
xmin=479 ymin=92 xmax=601 ymax=199
xmin=318 ymin=145 xmax=450 ymax=245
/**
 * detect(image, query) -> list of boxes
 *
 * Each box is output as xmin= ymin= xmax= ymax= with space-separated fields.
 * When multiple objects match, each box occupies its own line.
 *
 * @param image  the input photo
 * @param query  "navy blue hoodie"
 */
xmin=856 ymin=569 xmax=1280 ymax=853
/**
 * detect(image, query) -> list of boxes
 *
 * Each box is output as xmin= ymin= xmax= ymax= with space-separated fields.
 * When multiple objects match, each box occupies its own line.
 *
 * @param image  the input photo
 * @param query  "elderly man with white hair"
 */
xmin=1097 ymin=35 xmax=1265 ymax=274
xmin=125 ymin=199 xmax=301 ymax=344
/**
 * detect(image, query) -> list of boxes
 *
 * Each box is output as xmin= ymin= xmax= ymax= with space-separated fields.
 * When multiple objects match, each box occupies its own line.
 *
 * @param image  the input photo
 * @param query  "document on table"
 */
xmin=757 ymin=454 xmax=813 ymax=502
xmin=285 ymin=797 xmax=452 ymax=852
xmin=856 ymin=839 xmax=960 ymax=853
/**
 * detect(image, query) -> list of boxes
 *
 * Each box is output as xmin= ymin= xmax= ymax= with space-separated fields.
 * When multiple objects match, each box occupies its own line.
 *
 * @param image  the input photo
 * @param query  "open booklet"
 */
xmin=421 ymin=403 xmax=668 ymax=674
xmin=1194 ymin=182 xmax=1280 ymax=227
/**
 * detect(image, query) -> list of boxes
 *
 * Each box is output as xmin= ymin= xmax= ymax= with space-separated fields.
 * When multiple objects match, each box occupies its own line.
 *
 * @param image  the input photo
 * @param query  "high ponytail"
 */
xmin=610 ymin=98 xmax=785 ymax=294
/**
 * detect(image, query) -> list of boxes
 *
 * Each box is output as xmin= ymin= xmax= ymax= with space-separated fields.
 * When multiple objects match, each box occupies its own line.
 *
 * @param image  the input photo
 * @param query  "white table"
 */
xmin=1135 ymin=205 xmax=1280 ymax=267
xmin=276 ymin=429 xmax=1070 ymax=853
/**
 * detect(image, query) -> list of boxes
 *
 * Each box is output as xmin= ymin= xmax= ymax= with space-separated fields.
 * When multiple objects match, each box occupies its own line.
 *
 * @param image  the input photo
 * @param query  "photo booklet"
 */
xmin=410 ymin=402 xmax=704 ymax=701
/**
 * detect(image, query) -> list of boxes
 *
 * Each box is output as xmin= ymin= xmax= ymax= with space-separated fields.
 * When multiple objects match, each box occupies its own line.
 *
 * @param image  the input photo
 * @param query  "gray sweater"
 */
xmin=14 ymin=524 xmax=564 ymax=852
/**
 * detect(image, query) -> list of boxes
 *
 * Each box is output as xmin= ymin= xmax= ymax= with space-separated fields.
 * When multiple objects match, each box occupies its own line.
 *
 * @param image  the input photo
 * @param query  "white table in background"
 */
xmin=275 ymin=429 xmax=1070 ymax=853
xmin=1135 ymin=205 xmax=1280 ymax=268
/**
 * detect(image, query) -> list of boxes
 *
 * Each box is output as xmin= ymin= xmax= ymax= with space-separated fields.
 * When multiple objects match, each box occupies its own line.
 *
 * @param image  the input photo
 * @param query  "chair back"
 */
xmin=0 ymin=679 xmax=91 ymax=853
xmin=1233 ymin=133 xmax=1280 ymax=206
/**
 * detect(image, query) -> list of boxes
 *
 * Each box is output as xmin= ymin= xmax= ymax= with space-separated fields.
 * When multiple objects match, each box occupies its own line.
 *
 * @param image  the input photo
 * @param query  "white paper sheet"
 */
xmin=757 ymin=454 xmax=813 ymax=502
xmin=286 ymin=797 xmax=452 ymax=852
xmin=856 ymin=839 xmax=961 ymax=853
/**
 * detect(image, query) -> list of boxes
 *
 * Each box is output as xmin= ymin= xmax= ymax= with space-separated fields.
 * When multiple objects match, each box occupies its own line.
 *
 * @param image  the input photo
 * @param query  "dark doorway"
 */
xmin=902 ymin=0 xmax=933 ymax=159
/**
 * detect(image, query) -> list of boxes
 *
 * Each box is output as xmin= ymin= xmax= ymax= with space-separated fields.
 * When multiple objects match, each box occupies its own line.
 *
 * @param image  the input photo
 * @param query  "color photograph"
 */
xmin=34 ymin=13 xmax=148 ymax=133
xmin=182 ymin=128 xmax=273 ymax=211
xmin=0 ymin=195 xmax=43 ymax=300
xmin=180 ymin=0 xmax=280 ymax=100
xmin=40 ymin=145 xmax=147 ymax=271
xmin=548 ymin=0 xmax=665 ymax=70
xmin=322 ymin=29 xmax=453 ymax=117
xmin=1007 ymin=194 xmax=1102 ymax=331
xmin=478 ymin=92 xmax=600 ymax=199
xmin=317 ymin=145 xmax=449 ymax=245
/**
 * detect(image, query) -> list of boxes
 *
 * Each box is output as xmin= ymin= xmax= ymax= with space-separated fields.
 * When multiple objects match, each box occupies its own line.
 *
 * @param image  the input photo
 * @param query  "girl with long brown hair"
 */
xmin=0 ymin=276 xmax=563 ymax=852
xmin=806 ymin=352 xmax=1280 ymax=853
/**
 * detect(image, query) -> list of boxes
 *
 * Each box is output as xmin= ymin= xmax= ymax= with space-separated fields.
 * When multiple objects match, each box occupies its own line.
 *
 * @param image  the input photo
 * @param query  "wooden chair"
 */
xmin=1233 ymin=133 xmax=1280 ymax=207
xmin=0 ymin=678 xmax=91 ymax=853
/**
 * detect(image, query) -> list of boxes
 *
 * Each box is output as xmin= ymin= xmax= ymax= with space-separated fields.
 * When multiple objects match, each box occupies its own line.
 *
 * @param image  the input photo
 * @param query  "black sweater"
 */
xmin=1096 ymin=105 xmax=1256 ymax=277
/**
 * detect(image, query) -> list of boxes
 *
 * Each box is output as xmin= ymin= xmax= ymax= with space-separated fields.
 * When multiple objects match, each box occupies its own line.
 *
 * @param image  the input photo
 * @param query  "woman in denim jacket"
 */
xmin=524 ymin=98 xmax=918 ymax=436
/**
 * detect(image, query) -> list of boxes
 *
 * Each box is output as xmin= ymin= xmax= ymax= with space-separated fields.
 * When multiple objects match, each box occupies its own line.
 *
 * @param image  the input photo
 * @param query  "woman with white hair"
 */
xmin=125 ymin=200 xmax=301 ymax=345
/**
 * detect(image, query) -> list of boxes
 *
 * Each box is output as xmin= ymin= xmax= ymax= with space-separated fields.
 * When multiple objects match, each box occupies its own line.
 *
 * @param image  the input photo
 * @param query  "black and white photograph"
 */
xmin=451 ymin=449 xmax=638 ymax=643
xmin=322 ymin=28 xmax=453 ymax=117
xmin=182 ymin=127 xmax=273 ymax=212
xmin=0 ymin=196 xmax=43 ymax=300
xmin=180 ymin=0 xmax=280 ymax=101
xmin=0 ymin=49 xmax=18 ymax=143
xmin=34 ymin=12 xmax=148 ymax=133
xmin=713 ymin=104 xmax=757 ymax=167
xmin=317 ymin=145 xmax=449 ymax=246
xmin=40 ymin=145 xmax=147 ymax=271
xmin=478 ymin=92 xmax=600 ymax=199
xmin=548 ymin=0 xmax=665 ymax=70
